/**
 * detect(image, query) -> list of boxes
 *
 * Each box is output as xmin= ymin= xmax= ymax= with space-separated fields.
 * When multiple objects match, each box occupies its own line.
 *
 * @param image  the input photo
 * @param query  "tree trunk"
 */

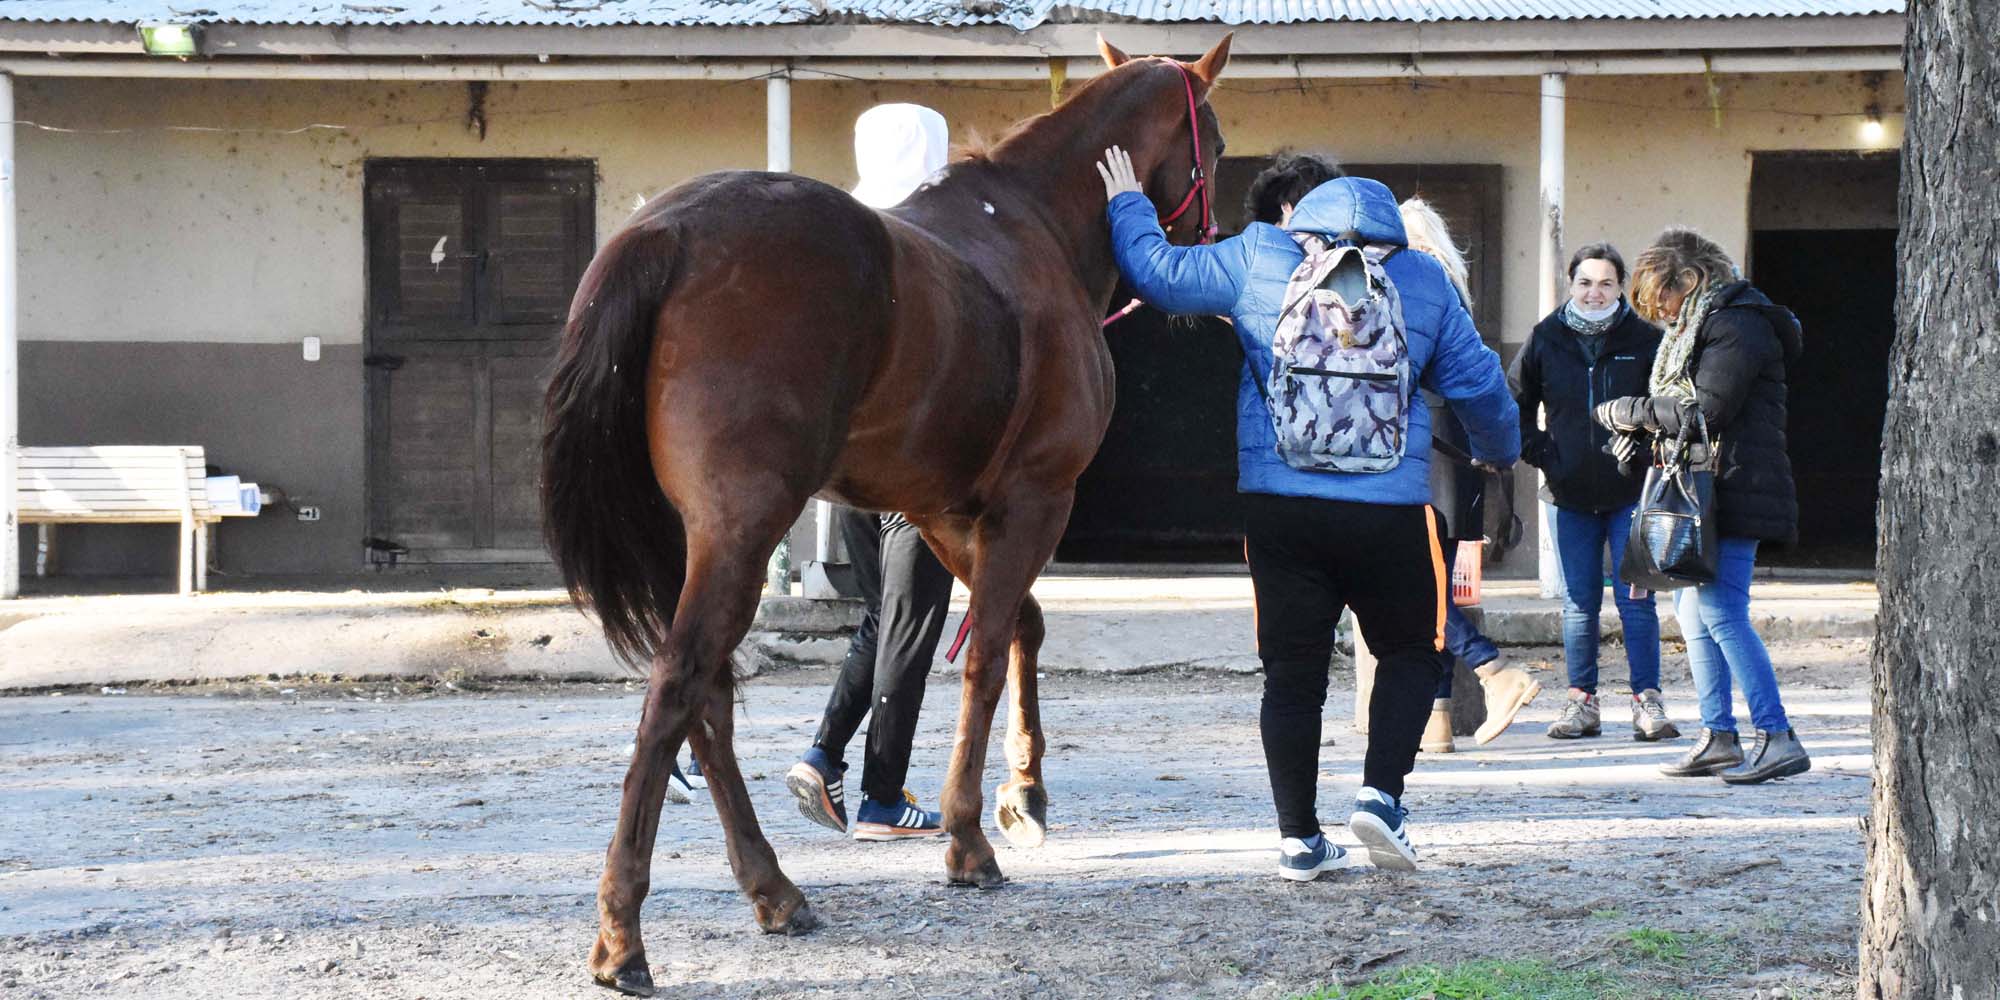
xmin=1860 ymin=1 xmax=2000 ymax=995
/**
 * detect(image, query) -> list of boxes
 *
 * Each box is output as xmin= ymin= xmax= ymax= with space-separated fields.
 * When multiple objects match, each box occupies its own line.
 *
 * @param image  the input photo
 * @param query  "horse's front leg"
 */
xmin=994 ymin=593 xmax=1050 ymax=848
xmin=924 ymin=493 xmax=1072 ymax=886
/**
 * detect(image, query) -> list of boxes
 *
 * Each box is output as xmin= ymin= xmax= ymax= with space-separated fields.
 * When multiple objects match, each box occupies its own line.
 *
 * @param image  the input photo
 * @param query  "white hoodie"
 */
xmin=850 ymin=103 xmax=950 ymax=209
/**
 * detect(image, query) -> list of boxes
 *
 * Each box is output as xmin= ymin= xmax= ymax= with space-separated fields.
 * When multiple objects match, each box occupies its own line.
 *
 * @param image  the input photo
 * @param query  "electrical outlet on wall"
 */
xmin=296 ymin=505 xmax=322 ymax=522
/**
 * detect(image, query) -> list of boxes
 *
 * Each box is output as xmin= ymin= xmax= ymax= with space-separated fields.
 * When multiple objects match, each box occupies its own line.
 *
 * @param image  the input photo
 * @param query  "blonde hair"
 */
xmin=1630 ymin=227 xmax=1738 ymax=323
xmin=1398 ymin=198 xmax=1472 ymax=309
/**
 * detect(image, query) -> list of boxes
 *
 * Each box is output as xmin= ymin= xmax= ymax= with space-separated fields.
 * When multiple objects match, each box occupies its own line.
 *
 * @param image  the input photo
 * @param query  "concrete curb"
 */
xmin=0 ymin=587 xmax=1875 ymax=690
xmin=0 ymin=596 xmax=863 ymax=690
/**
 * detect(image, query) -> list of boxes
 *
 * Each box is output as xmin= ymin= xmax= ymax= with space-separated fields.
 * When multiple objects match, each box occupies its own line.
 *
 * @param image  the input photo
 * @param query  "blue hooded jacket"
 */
xmin=1107 ymin=176 xmax=1520 ymax=506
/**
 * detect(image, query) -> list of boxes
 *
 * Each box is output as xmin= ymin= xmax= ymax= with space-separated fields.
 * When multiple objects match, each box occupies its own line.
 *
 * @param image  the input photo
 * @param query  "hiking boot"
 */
xmin=852 ymin=794 xmax=944 ymax=841
xmin=784 ymin=746 xmax=848 ymax=833
xmin=1546 ymin=689 xmax=1601 ymax=739
xmin=1277 ymin=834 xmax=1352 ymax=882
xmin=1660 ymin=728 xmax=1744 ymax=777
xmin=1472 ymin=664 xmax=1543 ymax=745
xmin=1349 ymin=787 xmax=1418 ymax=872
xmin=1720 ymin=729 xmax=1812 ymax=785
xmin=1631 ymin=689 xmax=1682 ymax=742
xmin=1421 ymin=699 xmax=1456 ymax=754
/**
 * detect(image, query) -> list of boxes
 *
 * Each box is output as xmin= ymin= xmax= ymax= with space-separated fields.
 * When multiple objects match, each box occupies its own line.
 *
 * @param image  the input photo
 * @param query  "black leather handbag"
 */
xmin=1620 ymin=405 xmax=1719 ymax=591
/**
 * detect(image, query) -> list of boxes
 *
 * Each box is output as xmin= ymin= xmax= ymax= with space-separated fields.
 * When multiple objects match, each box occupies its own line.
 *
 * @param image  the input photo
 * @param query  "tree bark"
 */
xmin=1860 ymin=1 xmax=2000 ymax=995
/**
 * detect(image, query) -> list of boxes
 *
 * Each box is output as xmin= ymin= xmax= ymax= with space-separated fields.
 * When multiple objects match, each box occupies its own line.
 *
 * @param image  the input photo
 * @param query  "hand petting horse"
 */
xmin=541 ymin=34 xmax=1232 ymax=996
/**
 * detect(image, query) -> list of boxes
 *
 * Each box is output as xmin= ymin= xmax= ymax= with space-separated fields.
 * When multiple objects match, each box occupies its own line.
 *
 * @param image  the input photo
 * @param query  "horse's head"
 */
xmin=1098 ymin=33 xmax=1233 ymax=246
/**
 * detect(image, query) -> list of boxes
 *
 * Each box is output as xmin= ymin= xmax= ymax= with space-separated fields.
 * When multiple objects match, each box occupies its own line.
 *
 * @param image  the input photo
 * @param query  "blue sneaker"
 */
xmin=852 ymin=792 xmax=944 ymax=842
xmin=683 ymin=755 xmax=709 ymax=790
xmin=1349 ymin=786 xmax=1419 ymax=871
xmin=785 ymin=747 xmax=848 ymax=833
xmin=1277 ymin=833 xmax=1351 ymax=882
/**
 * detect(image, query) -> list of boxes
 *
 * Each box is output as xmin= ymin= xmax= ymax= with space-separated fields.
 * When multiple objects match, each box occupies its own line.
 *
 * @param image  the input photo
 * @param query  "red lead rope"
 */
xmin=1105 ymin=64 xmax=1215 ymax=331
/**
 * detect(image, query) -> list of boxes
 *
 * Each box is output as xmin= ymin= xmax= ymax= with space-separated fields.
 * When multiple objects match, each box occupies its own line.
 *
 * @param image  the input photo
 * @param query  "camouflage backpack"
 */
xmin=1264 ymin=233 xmax=1413 ymax=474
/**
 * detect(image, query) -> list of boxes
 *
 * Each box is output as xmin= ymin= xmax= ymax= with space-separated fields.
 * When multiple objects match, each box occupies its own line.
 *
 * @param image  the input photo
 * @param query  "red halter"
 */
xmin=1103 ymin=63 xmax=1216 ymax=330
xmin=1154 ymin=63 xmax=1216 ymax=245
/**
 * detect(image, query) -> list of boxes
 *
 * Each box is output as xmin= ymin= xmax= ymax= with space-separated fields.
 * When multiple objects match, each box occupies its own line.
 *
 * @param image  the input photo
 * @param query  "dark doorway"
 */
xmin=364 ymin=159 xmax=594 ymax=563
xmin=1058 ymin=158 xmax=1504 ymax=562
xmin=1749 ymin=152 xmax=1898 ymax=568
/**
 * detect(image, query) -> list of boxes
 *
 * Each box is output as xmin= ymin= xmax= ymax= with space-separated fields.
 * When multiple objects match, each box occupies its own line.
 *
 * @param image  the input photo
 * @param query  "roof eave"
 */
xmin=0 ymin=14 xmax=1906 ymax=61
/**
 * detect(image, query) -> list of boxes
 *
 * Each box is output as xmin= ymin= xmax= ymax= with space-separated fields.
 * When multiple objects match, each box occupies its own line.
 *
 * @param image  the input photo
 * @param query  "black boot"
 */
xmin=1720 ymin=728 xmax=1811 ymax=785
xmin=1659 ymin=728 xmax=1743 ymax=777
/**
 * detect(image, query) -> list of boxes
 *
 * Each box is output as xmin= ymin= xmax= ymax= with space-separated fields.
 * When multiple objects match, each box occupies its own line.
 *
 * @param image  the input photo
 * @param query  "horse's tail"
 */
xmin=541 ymin=217 xmax=686 ymax=668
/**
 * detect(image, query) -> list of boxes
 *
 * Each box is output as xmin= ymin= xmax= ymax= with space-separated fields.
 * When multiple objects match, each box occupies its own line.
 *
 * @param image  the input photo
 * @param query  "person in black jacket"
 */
xmin=1512 ymin=244 xmax=1676 ymax=742
xmin=1595 ymin=227 xmax=1810 ymax=785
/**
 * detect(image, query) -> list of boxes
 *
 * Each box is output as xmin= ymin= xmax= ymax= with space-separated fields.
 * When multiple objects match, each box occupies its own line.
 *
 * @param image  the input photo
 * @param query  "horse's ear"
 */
xmin=1097 ymin=33 xmax=1132 ymax=69
xmin=1189 ymin=32 xmax=1233 ymax=87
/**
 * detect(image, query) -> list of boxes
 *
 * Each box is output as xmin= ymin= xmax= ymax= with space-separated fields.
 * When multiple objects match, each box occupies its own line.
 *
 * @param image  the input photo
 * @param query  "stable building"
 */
xmin=0 ymin=0 xmax=1904 ymax=593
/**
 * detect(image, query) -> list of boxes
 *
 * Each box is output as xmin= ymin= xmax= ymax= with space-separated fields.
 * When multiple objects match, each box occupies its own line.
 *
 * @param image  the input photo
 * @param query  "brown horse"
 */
xmin=541 ymin=35 xmax=1232 ymax=995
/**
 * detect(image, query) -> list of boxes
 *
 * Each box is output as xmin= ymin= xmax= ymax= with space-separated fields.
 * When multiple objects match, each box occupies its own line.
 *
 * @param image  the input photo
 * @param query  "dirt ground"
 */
xmin=0 ymin=639 xmax=1874 ymax=999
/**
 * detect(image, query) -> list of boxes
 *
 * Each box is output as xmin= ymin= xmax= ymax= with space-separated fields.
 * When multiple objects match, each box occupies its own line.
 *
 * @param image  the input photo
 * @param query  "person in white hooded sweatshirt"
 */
xmin=783 ymin=104 xmax=959 ymax=842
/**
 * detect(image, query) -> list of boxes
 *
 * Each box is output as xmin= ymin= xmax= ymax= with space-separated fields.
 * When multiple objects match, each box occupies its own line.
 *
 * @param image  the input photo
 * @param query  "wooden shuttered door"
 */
xmin=364 ymin=160 xmax=594 ymax=563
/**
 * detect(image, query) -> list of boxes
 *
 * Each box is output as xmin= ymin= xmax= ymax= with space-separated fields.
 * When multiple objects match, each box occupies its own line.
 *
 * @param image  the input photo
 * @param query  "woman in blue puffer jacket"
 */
xmin=1097 ymin=147 xmax=1519 ymax=879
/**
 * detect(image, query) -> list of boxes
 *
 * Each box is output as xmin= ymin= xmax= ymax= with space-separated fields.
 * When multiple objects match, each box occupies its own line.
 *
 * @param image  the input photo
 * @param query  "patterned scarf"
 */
xmin=1561 ymin=298 xmax=1624 ymax=338
xmin=1649 ymin=281 xmax=1722 ymax=400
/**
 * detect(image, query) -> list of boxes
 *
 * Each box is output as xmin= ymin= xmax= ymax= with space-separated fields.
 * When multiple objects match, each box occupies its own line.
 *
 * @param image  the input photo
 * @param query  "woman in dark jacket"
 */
xmin=1595 ymin=227 xmax=1810 ymax=785
xmin=1512 ymin=244 xmax=1674 ymax=742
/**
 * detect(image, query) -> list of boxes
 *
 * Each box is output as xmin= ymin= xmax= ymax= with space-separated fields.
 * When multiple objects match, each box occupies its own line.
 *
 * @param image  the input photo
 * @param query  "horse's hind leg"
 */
xmin=589 ymin=537 xmax=781 ymax=996
xmin=688 ymin=670 xmax=816 ymax=934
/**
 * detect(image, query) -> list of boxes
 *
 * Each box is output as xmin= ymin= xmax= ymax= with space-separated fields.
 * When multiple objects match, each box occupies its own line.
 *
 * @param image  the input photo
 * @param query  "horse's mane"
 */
xmin=951 ymin=58 xmax=1180 ymax=166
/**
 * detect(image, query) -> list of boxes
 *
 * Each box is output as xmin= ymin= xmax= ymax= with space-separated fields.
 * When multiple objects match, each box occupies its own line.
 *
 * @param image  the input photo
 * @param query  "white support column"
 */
xmin=765 ymin=71 xmax=792 ymax=174
xmin=764 ymin=70 xmax=794 ymax=595
xmin=1535 ymin=72 xmax=1566 ymax=600
xmin=1 ymin=73 xmax=19 ymax=600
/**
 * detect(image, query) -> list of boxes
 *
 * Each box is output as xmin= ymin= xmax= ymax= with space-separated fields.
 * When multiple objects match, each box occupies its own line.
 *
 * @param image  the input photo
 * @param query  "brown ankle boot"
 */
xmin=1421 ymin=699 xmax=1456 ymax=753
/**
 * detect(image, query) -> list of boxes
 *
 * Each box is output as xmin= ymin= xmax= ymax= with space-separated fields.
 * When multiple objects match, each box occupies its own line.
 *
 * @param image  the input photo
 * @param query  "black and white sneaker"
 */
xmin=666 ymin=761 xmax=696 ymax=805
xmin=785 ymin=746 xmax=848 ymax=833
xmin=852 ymin=794 xmax=944 ymax=841
xmin=1277 ymin=834 xmax=1351 ymax=882
xmin=1348 ymin=786 xmax=1419 ymax=872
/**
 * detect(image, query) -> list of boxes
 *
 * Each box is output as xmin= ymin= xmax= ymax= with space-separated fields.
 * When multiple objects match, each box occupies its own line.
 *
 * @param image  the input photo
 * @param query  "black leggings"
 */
xmin=1244 ymin=494 xmax=1449 ymax=839
xmin=813 ymin=508 xmax=956 ymax=806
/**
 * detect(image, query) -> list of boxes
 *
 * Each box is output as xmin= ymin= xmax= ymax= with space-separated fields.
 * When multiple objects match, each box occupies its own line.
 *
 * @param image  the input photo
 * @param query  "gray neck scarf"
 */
xmin=1562 ymin=298 xmax=1624 ymax=338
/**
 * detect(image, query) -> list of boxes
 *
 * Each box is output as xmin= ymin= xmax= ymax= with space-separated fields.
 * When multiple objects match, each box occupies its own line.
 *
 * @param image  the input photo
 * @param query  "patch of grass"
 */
xmin=1589 ymin=908 xmax=1624 ymax=920
xmin=1288 ymin=959 xmax=1689 ymax=1000
xmin=1621 ymin=928 xmax=1690 ymax=963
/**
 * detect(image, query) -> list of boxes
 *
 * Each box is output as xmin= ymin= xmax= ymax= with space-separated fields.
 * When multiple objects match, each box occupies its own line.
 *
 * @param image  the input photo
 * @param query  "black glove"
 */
xmin=1594 ymin=397 xmax=1647 ymax=433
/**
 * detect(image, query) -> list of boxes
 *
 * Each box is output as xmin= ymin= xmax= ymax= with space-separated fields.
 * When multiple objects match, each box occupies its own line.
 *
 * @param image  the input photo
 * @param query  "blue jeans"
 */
xmin=1676 ymin=537 xmax=1791 ymax=733
xmin=1552 ymin=503 xmax=1662 ymax=694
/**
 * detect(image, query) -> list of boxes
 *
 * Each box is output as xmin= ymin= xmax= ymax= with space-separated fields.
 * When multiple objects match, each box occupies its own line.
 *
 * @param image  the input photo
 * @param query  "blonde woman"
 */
xmin=1398 ymin=198 xmax=1543 ymax=752
xmin=1594 ymin=227 xmax=1810 ymax=784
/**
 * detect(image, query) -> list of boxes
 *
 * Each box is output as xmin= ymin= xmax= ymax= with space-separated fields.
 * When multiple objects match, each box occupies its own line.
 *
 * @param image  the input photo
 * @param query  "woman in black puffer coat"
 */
xmin=1594 ymin=227 xmax=1809 ymax=786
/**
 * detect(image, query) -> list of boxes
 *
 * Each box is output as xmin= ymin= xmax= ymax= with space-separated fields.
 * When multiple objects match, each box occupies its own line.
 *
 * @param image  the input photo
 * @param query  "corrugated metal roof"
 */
xmin=0 ymin=0 xmax=1905 ymax=29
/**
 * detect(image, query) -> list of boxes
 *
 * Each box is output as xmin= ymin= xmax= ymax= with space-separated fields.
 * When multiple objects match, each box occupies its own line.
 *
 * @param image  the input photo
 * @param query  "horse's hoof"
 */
xmin=946 ymin=855 xmax=1007 ymax=890
xmin=757 ymin=897 xmax=819 ymax=936
xmin=995 ymin=782 xmax=1048 ymax=849
xmin=592 ymin=964 xmax=656 ymax=997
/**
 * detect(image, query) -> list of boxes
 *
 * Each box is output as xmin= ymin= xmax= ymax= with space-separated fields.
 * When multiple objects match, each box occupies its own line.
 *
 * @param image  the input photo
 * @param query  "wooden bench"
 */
xmin=14 ymin=446 xmax=221 ymax=595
